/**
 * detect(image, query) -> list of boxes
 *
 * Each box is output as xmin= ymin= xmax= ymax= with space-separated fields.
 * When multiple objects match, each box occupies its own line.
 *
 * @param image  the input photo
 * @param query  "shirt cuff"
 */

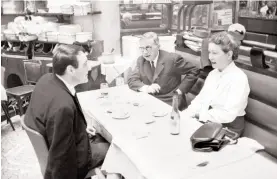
xmin=176 ymin=89 xmax=182 ymax=95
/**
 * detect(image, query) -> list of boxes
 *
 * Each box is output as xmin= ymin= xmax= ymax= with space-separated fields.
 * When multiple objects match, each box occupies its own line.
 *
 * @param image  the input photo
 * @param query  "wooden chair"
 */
xmin=5 ymin=60 xmax=42 ymax=116
xmin=21 ymin=116 xmax=106 ymax=179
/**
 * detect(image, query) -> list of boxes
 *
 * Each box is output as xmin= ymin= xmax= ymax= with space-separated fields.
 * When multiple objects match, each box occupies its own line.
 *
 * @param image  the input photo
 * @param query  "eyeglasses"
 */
xmin=139 ymin=46 xmax=152 ymax=52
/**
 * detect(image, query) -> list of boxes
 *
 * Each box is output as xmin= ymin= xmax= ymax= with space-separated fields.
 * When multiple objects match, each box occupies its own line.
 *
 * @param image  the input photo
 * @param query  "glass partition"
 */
xmin=171 ymin=1 xmax=236 ymax=32
xmin=119 ymin=3 xmax=169 ymax=30
xmin=238 ymin=0 xmax=277 ymax=19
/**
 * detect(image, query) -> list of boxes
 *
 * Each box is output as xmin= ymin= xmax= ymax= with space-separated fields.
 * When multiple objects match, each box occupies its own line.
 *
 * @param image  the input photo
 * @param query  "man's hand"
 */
xmin=148 ymin=83 xmax=161 ymax=94
xmin=139 ymin=84 xmax=161 ymax=94
xmin=176 ymin=89 xmax=182 ymax=95
xmin=86 ymin=126 xmax=96 ymax=138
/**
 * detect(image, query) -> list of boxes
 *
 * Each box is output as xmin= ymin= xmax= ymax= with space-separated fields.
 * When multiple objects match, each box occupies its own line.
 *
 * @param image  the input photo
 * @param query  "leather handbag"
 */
xmin=190 ymin=122 xmax=239 ymax=152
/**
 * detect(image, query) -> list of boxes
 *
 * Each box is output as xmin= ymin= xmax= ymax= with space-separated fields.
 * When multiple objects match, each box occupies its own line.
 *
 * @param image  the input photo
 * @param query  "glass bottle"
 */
xmin=170 ymin=92 xmax=180 ymax=135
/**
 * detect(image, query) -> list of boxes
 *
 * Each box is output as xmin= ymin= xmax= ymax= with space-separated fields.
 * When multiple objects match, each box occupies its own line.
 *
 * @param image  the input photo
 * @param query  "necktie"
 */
xmin=151 ymin=61 xmax=155 ymax=75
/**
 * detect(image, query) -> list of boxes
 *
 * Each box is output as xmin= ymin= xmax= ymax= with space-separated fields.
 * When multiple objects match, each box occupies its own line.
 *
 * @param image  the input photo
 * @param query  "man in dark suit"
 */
xmin=25 ymin=44 xmax=110 ymax=179
xmin=128 ymin=32 xmax=200 ymax=110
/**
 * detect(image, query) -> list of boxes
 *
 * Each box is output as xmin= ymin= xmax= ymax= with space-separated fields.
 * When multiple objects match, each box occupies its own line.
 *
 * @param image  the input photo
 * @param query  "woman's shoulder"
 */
xmin=232 ymin=64 xmax=248 ymax=80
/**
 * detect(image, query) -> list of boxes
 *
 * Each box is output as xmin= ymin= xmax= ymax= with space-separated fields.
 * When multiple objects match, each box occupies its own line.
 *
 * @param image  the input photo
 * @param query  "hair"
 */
xmin=52 ymin=44 xmax=85 ymax=75
xmin=209 ymin=31 xmax=241 ymax=60
xmin=140 ymin=32 xmax=160 ymax=46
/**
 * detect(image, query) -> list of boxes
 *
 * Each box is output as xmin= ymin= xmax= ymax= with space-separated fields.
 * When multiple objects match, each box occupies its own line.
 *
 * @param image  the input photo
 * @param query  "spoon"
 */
xmin=196 ymin=161 xmax=209 ymax=167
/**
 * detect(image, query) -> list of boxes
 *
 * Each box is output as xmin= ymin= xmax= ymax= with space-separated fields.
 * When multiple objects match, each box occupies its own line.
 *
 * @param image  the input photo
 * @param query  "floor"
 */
xmin=1 ymin=115 xmax=43 ymax=179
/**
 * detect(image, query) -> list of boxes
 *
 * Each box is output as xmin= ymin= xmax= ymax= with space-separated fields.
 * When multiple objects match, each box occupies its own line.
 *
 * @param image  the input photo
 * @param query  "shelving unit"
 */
xmin=1 ymin=11 xmax=102 ymax=16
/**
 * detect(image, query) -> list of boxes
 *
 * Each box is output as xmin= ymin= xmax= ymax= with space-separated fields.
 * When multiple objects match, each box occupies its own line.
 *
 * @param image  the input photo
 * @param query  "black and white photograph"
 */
xmin=1 ymin=0 xmax=277 ymax=179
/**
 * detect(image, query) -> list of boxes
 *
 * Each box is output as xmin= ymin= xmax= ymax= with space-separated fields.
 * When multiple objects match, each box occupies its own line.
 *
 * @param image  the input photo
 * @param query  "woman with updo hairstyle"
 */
xmin=184 ymin=31 xmax=250 ymax=137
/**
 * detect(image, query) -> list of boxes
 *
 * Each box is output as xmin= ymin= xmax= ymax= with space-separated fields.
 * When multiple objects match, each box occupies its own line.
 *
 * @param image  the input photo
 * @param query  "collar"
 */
xmin=56 ymin=74 xmax=76 ymax=95
xmin=216 ymin=61 xmax=236 ymax=76
xmin=150 ymin=51 xmax=159 ymax=68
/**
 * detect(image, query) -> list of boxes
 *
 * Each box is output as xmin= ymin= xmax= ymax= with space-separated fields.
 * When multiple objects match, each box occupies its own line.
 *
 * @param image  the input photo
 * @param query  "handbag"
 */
xmin=190 ymin=122 xmax=239 ymax=152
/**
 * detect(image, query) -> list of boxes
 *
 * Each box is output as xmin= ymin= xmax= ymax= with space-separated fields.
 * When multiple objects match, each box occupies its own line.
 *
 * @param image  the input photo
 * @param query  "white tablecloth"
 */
xmin=77 ymin=86 xmax=269 ymax=179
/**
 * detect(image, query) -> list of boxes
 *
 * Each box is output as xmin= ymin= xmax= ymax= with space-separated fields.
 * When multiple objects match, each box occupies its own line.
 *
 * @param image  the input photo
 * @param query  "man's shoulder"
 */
xmin=35 ymin=73 xmax=54 ymax=86
xmin=159 ymin=50 xmax=181 ymax=59
xmin=33 ymin=74 xmax=74 ymax=105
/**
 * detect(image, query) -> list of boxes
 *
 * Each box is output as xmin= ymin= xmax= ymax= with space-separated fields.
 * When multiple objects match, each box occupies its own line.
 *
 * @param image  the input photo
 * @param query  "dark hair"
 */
xmin=209 ymin=31 xmax=241 ymax=60
xmin=52 ymin=44 xmax=85 ymax=75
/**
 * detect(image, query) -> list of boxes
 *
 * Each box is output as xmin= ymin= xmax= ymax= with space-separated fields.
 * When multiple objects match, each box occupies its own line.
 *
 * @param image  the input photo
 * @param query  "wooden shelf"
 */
xmin=2 ymin=39 xmax=98 ymax=46
xmin=1 ymin=11 xmax=102 ymax=16
xmin=88 ymin=11 xmax=102 ymax=15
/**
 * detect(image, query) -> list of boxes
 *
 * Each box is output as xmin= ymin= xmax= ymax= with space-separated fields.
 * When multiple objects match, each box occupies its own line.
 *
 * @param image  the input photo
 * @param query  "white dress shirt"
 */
xmin=151 ymin=51 xmax=159 ymax=68
xmin=56 ymin=75 xmax=76 ymax=96
xmin=184 ymin=62 xmax=250 ymax=123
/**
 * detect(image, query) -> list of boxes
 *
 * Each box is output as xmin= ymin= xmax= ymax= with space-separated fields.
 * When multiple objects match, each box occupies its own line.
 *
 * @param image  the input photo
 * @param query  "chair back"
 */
xmin=23 ymin=60 xmax=42 ymax=84
xmin=21 ymin=116 xmax=48 ymax=176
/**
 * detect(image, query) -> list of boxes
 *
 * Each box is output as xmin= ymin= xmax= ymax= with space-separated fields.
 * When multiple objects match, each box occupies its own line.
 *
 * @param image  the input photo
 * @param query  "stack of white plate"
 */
xmin=76 ymin=32 xmax=93 ymax=43
xmin=46 ymin=32 xmax=59 ymax=42
xmin=3 ymin=29 xmax=18 ymax=41
xmin=61 ymin=4 xmax=74 ymax=15
xmin=58 ymin=33 xmax=76 ymax=44
xmin=73 ymin=2 xmax=92 ymax=16
xmin=43 ymin=22 xmax=60 ymax=32
xmin=59 ymin=24 xmax=82 ymax=34
xmin=38 ymin=32 xmax=47 ymax=42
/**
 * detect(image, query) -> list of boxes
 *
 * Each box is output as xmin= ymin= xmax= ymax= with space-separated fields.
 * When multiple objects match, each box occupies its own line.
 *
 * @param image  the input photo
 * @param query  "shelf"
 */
xmin=88 ymin=11 xmax=102 ymax=15
xmin=1 ymin=11 xmax=101 ymax=16
xmin=2 ymin=39 xmax=100 ymax=47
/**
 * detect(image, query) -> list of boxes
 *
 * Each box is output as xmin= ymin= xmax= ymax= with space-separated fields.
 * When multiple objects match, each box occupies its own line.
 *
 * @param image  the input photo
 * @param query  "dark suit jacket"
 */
xmin=128 ymin=50 xmax=199 ymax=109
xmin=25 ymin=74 xmax=93 ymax=179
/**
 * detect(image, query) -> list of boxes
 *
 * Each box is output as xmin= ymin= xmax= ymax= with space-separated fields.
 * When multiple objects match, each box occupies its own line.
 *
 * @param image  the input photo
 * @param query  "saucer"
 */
xmin=112 ymin=111 xmax=130 ymax=120
xmin=152 ymin=111 xmax=168 ymax=117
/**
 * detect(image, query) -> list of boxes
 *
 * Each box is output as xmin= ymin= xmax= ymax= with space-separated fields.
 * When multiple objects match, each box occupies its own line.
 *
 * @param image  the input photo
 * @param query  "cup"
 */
xmin=100 ymin=83 xmax=109 ymax=97
xmin=116 ymin=76 xmax=125 ymax=86
xmin=100 ymin=53 xmax=115 ymax=64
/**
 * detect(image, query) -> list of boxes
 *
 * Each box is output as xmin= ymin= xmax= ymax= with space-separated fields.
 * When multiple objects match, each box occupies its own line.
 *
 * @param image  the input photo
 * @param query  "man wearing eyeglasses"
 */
xmin=127 ymin=32 xmax=200 ymax=110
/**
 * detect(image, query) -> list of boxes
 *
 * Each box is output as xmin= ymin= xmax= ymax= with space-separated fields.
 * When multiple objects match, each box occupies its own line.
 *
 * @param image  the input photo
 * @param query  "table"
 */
xmin=77 ymin=85 xmax=276 ymax=179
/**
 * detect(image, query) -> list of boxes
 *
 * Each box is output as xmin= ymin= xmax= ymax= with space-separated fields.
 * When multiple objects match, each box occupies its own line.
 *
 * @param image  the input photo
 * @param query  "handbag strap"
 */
xmin=222 ymin=127 xmax=239 ymax=145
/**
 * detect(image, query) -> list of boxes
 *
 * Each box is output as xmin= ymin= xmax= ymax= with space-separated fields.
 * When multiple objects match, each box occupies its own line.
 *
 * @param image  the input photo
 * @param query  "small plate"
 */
xmin=152 ymin=111 xmax=168 ymax=117
xmin=112 ymin=111 xmax=130 ymax=120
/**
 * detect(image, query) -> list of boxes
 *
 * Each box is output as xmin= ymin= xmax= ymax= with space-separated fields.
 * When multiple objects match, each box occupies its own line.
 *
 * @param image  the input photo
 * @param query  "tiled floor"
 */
xmin=1 ymin=115 xmax=42 ymax=179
